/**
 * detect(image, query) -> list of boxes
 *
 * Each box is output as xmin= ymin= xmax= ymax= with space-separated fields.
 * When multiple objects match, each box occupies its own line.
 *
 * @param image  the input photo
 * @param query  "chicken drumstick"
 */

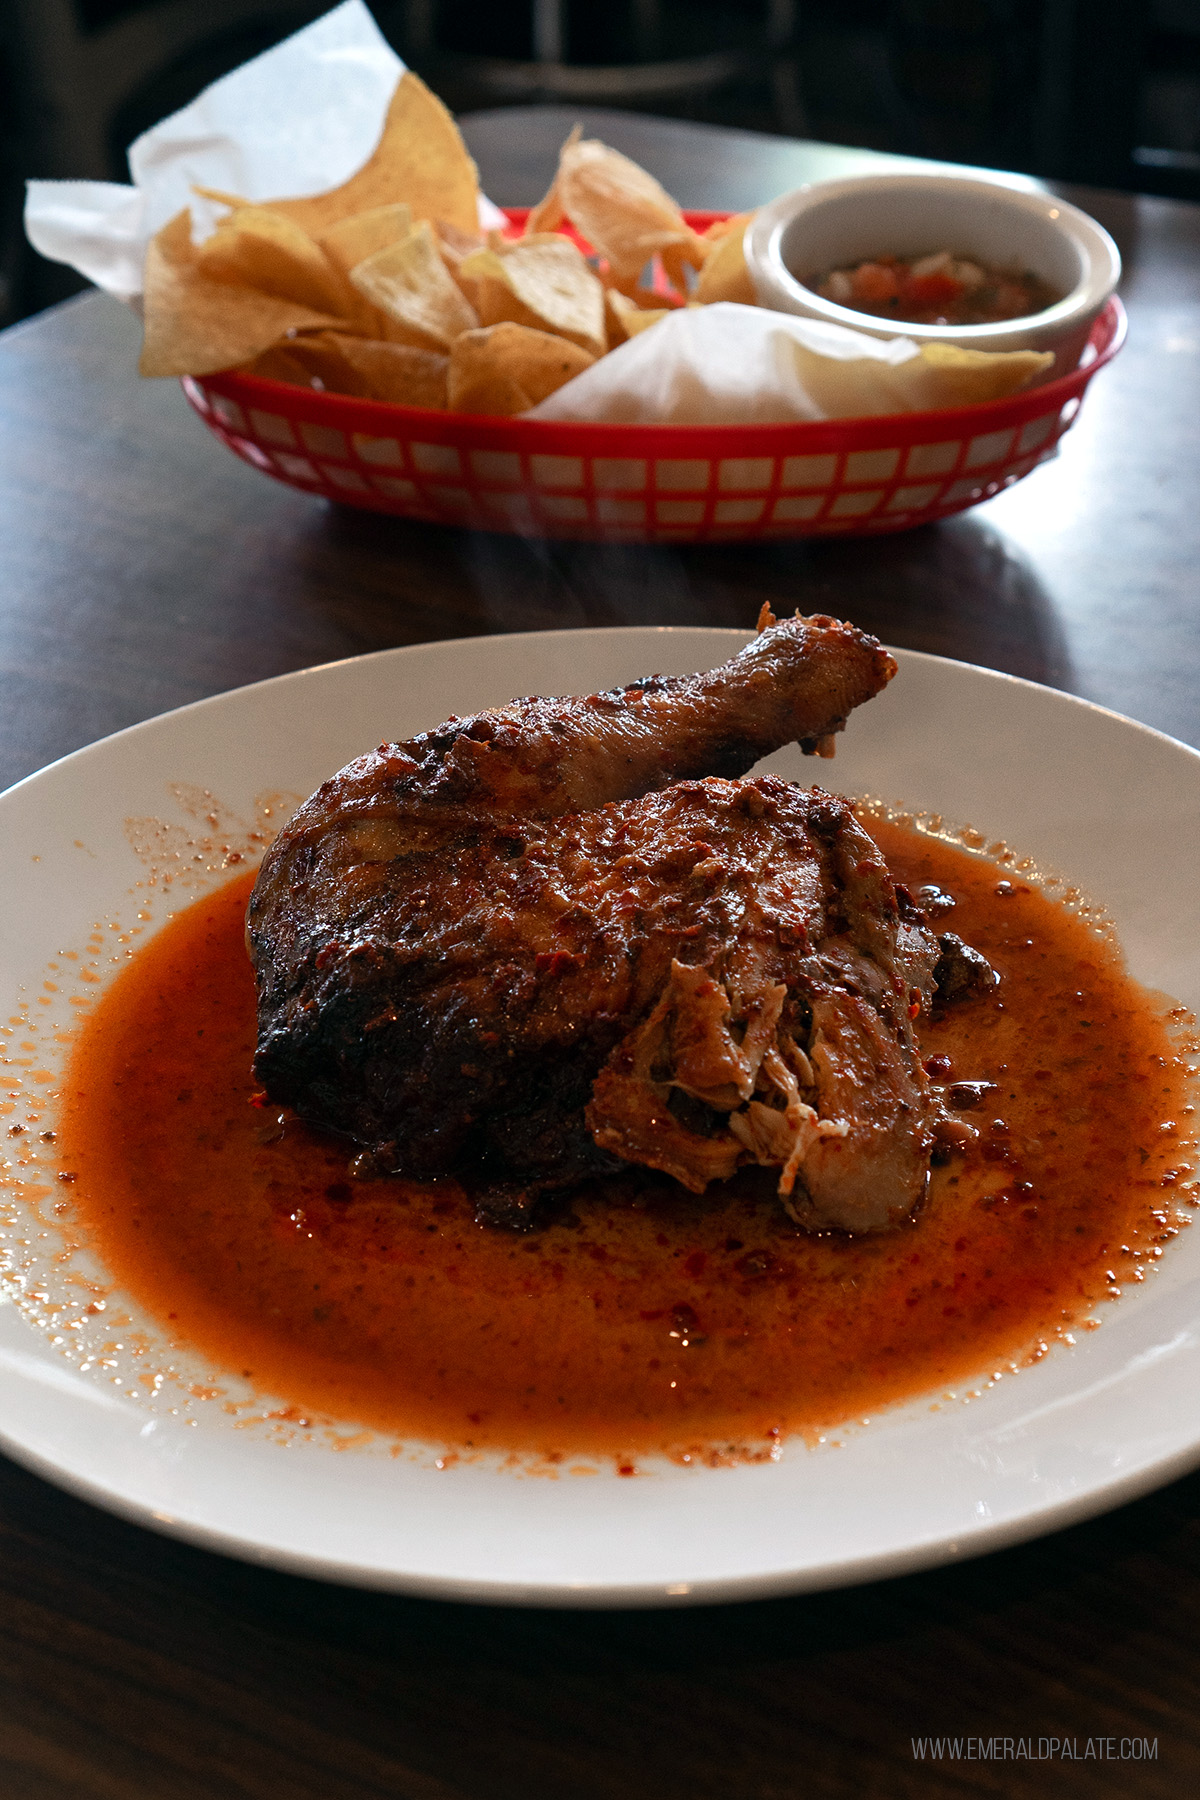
xmin=249 ymin=612 xmax=962 ymax=1231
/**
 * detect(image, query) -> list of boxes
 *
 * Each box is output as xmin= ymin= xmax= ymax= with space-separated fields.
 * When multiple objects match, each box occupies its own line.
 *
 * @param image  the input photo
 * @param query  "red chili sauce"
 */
xmin=812 ymin=252 xmax=1061 ymax=326
xmin=58 ymin=821 xmax=1193 ymax=1461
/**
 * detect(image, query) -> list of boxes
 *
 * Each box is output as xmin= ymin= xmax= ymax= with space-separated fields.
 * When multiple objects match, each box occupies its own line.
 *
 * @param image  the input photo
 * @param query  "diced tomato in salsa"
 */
xmin=815 ymin=251 xmax=1058 ymax=327
xmin=902 ymin=270 xmax=965 ymax=309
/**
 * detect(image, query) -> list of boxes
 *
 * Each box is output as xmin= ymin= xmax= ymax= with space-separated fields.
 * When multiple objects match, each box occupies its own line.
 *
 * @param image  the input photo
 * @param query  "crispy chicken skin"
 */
xmin=248 ymin=612 xmax=952 ymax=1231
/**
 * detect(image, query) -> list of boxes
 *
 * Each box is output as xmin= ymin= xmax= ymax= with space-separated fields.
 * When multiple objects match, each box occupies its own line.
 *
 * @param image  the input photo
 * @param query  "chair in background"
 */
xmin=404 ymin=1 xmax=808 ymax=135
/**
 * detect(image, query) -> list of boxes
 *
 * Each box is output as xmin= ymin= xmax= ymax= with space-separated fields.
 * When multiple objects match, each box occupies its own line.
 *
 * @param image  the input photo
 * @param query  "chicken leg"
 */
xmin=248 ymin=612 xmax=954 ymax=1230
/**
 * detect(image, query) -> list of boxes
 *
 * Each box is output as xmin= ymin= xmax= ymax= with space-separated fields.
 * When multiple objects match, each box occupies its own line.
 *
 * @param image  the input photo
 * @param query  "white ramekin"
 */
xmin=745 ymin=173 xmax=1121 ymax=379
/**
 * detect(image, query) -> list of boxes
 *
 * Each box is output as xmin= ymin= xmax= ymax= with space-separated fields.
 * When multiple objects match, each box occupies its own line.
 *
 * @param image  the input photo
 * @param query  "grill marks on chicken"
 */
xmin=248 ymin=612 xmax=963 ymax=1232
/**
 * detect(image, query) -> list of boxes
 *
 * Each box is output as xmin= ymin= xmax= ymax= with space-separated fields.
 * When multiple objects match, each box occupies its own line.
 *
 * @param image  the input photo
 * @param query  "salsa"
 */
xmin=812 ymin=252 xmax=1061 ymax=326
xmin=54 ymin=819 xmax=1194 ymax=1464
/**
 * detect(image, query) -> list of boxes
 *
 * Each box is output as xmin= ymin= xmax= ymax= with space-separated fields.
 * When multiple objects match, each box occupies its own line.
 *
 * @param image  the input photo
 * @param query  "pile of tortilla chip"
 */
xmin=138 ymin=72 xmax=761 ymax=415
xmin=139 ymin=69 xmax=1049 ymax=418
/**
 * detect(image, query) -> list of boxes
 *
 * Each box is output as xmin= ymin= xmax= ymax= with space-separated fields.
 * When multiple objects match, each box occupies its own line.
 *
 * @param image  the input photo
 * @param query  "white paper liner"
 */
xmin=526 ymin=303 xmax=935 ymax=424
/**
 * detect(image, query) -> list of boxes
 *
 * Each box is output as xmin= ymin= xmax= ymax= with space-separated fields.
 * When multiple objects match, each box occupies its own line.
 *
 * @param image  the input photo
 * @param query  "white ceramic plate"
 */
xmin=2 ymin=627 xmax=1200 ymax=1607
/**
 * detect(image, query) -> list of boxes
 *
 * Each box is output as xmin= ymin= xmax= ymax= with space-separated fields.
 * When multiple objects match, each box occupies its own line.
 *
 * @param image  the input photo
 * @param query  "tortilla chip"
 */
xmin=911 ymin=341 xmax=1054 ymax=405
xmin=607 ymin=276 xmax=683 ymax=309
xmin=349 ymin=220 xmax=479 ymax=351
xmin=243 ymin=341 xmax=328 ymax=389
xmin=789 ymin=337 xmax=1054 ymax=419
xmin=139 ymin=210 xmax=342 ymax=377
xmin=261 ymin=72 xmax=480 ymax=238
xmin=496 ymin=229 xmax=565 ymax=252
xmin=459 ymin=238 xmax=606 ymax=356
xmin=438 ymin=218 xmax=486 ymax=257
xmin=701 ymin=213 xmax=745 ymax=242
xmin=605 ymin=287 xmax=674 ymax=345
xmin=318 ymin=203 xmax=413 ymax=275
xmin=525 ymin=124 xmax=579 ymax=235
xmin=248 ymin=331 xmax=448 ymax=407
xmin=435 ymin=218 xmax=487 ymax=301
xmin=694 ymin=214 xmax=758 ymax=306
xmin=557 ymin=137 xmax=706 ymax=283
xmin=452 ymin=254 xmax=497 ymax=315
xmin=524 ymin=183 xmax=565 ymax=236
xmin=603 ymin=288 xmax=632 ymax=347
xmin=194 ymin=205 xmax=358 ymax=316
xmin=620 ymin=307 xmax=671 ymax=337
xmin=448 ymin=322 xmax=595 ymax=414
xmin=331 ymin=335 xmax=448 ymax=407
xmin=659 ymin=239 xmax=705 ymax=298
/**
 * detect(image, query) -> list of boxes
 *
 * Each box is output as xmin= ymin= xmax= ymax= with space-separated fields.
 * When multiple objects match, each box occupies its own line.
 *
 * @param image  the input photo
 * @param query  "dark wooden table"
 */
xmin=2 ymin=108 xmax=1199 ymax=1799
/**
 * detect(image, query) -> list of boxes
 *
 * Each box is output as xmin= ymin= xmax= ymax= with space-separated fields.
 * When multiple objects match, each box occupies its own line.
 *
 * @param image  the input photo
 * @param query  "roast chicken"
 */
xmin=248 ymin=611 xmax=989 ymax=1232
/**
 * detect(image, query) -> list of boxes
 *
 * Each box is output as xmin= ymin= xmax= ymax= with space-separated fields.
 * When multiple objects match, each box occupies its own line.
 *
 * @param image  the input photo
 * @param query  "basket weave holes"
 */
xmin=1017 ymin=414 xmax=1057 ymax=454
xmin=539 ymin=495 xmax=589 ymax=522
xmin=353 ymin=434 xmax=404 ymax=467
xmin=886 ymin=483 xmax=940 ymax=511
xmin=471 ymin=450 xmax=522 ymax=484
xmin=845 ymin=448 xmax=900 ymax=482
xmin=713 ymin=498 xmax=766 ymax=524
xmin=298 ymin=422 xmax=346 ymax=458
xmin=530 ymin=455 xmax=584 ymax=489
xmin=717 ymin=457 xmax=773 ymax=492
xmin=273 ymin=453 xmax=319 ymax=482
xmin=210 ymin=396 xmax=246 ymax=432
xmin=323 ymin=466 xmax=368 ymax=492
xmin=772 ymin=495 xmax=823 ymax=521
xmin=654 ymin=459 xmax=710 ymax=492
xmin=411 ymin=443 xmax=462 ymax=476
xmin=904 ymin=441 xmax=960 ymax=477
xmin=780 ymin=453 xmax=836 ymax=489
xmin=656 ymin=500 xmax=705 ymax=524
xmin=592 ymin=459 xmax=646 ymax=492
xmin=965 ymin=428 xmax=1016 ymax=469
xmin=828 ymin=490 xmax=883 ymax=518
xmin=249 ymin=411 xmax=295 ymax=447
xmin=595 ymin=497 xmax=645 ymax=524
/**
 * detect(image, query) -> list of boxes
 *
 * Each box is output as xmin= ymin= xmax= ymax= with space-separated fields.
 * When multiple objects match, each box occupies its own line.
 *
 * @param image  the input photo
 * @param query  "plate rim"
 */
xmin=6 ymin=1397 xmax=1200 ymax=1610
xmin=2 ymin=625 xmax=1199 ymax=1608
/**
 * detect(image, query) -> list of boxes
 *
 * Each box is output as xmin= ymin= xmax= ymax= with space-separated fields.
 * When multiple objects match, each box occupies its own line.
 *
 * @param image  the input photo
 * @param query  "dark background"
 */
xmin=3 ymin=0 xmax=1200 ymax=329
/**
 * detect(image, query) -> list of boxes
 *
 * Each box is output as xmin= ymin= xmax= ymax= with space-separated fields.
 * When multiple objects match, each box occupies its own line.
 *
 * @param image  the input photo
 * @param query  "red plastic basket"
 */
xmin=184 ymin=209 xmax=1126 ymax=543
